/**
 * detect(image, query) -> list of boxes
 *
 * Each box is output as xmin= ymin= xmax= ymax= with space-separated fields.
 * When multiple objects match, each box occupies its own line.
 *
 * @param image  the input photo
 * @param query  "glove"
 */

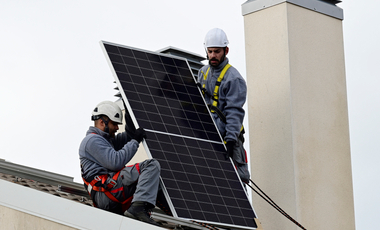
xmin=134 ymin=128 xmax=147 ymax=143
xmin=225 ymin=141 xmax=235 ymax=160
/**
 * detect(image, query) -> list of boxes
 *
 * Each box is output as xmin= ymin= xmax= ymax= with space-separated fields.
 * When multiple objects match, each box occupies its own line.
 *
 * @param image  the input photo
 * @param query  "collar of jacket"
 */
xmin=88 ymin=126 xmax=110 ymax=140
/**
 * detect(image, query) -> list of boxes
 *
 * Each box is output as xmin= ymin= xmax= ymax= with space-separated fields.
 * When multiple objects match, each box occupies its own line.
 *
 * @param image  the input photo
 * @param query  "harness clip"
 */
xmin=94 ymin=175 xmax=101 ymax=181
xmin=107 ymin=179 xmax=117 ymax=189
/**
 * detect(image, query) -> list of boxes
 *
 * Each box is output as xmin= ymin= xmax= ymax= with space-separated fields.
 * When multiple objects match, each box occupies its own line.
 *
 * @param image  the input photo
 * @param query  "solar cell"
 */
xmin=101 ymin=41 xmax=257 ymax=229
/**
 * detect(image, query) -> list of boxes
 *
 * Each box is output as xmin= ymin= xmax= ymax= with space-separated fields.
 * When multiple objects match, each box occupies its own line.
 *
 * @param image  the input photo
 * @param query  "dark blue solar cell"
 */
xmin=118 ymin=47 xmax=133 ymax=57
xmin=160 ymin=167 xmax=172 ymax=176
xmin=146 ymin=53 xmax=162 ymax=63
xmin=160 ymin=55 xmax=176 ymax=66
xmin=112 ymin=63 xmax=128 ymax=73
xmin=174 ymin=172 xmax=188 ymax=182
xmin=203 ymin=212 xmax=219 ymax=223
xmin=122 ymin=56 xmax=138 ymax=66
xmin=151 ymin=62 xmax=166 ymax=72
xmin=140 ymin=68 xmax=155 ymax=78
xmin=136 ymin=59 xmax=151 ymax=69
xmin=166 ymin=125 xmax=181 ymax=134
xmin=108 ymin=53 xmax=124 ymax=63
xmin=104 ymin=43 xmax=119 ymax=54
xmin=132 ymin=50 xmax=147 ymax=60
xmin=134 ymin=84 xmax=150 ymax=95
xmin=164 ymin=65 xmax=179 ymax=75
xmin=176 ymin=208 xmax=191 ymax=218
xmin=173 ymin=58 xmax=189 ymax=68
xmin=176 ymin=181 xmax=193 ymax=191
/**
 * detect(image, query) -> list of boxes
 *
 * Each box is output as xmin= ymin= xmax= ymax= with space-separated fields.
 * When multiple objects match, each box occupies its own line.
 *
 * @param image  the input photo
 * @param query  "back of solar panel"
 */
xmin=101 ymin=41 xmax=258 ymax=229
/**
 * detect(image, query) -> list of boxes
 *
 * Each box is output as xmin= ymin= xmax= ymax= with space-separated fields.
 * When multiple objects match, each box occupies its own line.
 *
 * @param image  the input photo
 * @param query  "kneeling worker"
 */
xmin=79 ymin=100 xmax=161 ymax=226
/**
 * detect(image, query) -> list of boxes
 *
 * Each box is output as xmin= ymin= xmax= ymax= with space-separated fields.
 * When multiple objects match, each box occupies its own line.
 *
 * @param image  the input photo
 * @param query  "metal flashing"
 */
xmin=157 ymin=46 xmax=206 ymax=78
xmin=0 ymin=159 xmax=83 ymax=189
xmin=157 ymin=46 xmax=205 ymax=62
xmin=152 ymin=212 xmax=228 ymax=230
xmin=242 ymin=0 xmax=343 ymax=20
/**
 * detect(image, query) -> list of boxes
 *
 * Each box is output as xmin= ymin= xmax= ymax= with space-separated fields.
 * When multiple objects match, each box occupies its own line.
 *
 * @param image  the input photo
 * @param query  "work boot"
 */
xmin=124 ymin=201 xmax=160 ymax=226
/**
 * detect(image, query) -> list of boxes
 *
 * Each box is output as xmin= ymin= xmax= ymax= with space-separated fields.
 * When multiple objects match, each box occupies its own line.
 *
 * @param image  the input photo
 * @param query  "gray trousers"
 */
xmin=94 ymin=159 xmax=160 ymax=212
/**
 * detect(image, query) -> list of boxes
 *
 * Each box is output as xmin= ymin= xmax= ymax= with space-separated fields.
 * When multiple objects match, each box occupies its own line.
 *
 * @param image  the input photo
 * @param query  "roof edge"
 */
xmin=0 ymin=159 xmax=83 ymax=189
xmin=0 ymin=179 xmax=160 ymax=230
xmin=242 ymin=0 xmax=343 ymax=20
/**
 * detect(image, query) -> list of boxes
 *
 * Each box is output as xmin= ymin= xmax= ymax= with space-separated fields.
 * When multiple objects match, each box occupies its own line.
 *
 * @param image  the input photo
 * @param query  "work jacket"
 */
xmin=197 ymin=58 xmax=247 ymax=143
xmin=79 ymin=126 xmax=139 ymax=180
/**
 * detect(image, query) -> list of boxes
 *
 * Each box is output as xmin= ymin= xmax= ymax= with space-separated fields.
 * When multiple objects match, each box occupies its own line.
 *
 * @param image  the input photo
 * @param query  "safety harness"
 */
xmin=81 ymin=133 xmax=139 ymax=211
xmin=200 ymin=64 xmax=245 ymax=143
xmin=82 ymin=169 xmax=131 ymax=206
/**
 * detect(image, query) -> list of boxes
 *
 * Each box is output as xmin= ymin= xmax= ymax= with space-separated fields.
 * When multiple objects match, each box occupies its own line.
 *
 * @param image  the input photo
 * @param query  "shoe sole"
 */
xmin=124 ymin=211 xmax=137 ymax=220
xmin=124 ymin=211 xmax=160 ymax=226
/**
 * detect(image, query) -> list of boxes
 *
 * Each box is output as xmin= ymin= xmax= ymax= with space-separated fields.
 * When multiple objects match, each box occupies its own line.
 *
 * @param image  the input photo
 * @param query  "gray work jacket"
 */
xmin=197 ymin=58 xmax=247 ymax=142
xmin=79 ymin=126 xmax=139 ymax=180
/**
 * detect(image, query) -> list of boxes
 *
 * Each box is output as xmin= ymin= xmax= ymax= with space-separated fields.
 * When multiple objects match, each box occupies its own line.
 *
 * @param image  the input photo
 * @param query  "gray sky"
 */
xmin=0 ymin=1 xmax=378 ymax=229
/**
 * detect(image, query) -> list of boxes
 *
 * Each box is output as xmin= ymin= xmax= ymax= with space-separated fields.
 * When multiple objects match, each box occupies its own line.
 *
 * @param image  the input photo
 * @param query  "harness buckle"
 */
xmin=94 ymin=175 xmax=101 ymax=181
xmin=107 ymin=178 xmax=117 ymax=189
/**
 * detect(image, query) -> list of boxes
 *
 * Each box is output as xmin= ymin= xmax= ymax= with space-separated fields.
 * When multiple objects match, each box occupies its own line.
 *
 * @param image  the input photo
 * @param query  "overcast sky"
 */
xmin=0 ymin=1 xmax=378 ymax=229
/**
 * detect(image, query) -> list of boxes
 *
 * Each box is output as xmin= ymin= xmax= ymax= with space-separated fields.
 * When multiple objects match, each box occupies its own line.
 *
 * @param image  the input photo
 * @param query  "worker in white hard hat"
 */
xmin=198 ymin=28 xmax=250 ymax=184
xmin=79 ymin=100 xmax=161 ymax=226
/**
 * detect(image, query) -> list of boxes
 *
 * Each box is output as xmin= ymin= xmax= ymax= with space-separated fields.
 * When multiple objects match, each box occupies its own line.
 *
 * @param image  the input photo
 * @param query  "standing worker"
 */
xmin=198 ymin=28 xmax=250 ymax=184
xmin=79 ymin=100 xmax=161 ymax=226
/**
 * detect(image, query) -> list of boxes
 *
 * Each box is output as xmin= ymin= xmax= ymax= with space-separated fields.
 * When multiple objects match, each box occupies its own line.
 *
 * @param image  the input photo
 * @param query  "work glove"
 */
xmin=134 ymin=127 xmax=147 ymax=143
xmin=225 ymin=141 xmax=235 ymax=160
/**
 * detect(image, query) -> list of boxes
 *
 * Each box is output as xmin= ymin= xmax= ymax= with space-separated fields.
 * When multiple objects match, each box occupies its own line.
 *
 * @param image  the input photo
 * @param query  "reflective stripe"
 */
xmin=87 ymin=184 xmax=93 ymax=194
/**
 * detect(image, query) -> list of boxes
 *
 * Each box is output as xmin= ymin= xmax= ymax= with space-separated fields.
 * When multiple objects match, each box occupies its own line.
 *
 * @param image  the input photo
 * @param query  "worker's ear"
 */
xmin=225 ymin=47 xmax=229 ymax=56
xmin=95 ymin=118 xmax=105 ymax=129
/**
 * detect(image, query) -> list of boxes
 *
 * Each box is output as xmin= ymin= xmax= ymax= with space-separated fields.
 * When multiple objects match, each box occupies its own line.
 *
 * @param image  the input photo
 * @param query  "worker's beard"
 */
xmin=208 ymin=52 xmax=226 ymax=67
xmin=209 ymin=58 xmax=221 ymax=67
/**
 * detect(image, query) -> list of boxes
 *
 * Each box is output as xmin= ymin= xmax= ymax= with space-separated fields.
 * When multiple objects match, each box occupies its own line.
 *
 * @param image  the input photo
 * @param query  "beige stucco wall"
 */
xmin=244 ymin=2 xmax=355 ymax=230
xmin=0 ymin=205 xmax=77 ymax=230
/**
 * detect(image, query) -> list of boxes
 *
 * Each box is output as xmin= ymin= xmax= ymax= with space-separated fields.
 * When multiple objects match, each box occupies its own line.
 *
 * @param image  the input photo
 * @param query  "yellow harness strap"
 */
xmin=201 ymin=64 xmax=245 ymax=142
xmin=201 ymin=68 xmax=210 ymax=95
xmin=212 ymin=64 xmax=231 ymax=111
xmin=202 ymin=64 xmax=231 ymax=112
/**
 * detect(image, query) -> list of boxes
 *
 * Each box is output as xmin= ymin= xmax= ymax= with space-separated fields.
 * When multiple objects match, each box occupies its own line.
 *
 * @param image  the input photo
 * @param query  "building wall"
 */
xmin=0 ymin=205 xmax=76 ymax=230
xmin=244 ymin=2 xmax=355 ymax=229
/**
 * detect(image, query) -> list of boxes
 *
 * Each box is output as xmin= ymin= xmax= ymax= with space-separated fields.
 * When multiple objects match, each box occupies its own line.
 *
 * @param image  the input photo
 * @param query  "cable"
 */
xmin=248 ymin=179 xmax=307 ymax=230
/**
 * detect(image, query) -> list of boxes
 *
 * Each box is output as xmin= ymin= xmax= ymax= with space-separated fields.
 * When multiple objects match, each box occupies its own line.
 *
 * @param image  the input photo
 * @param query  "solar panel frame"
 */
xmin=100 ymin=41 xmax=258 ymax=229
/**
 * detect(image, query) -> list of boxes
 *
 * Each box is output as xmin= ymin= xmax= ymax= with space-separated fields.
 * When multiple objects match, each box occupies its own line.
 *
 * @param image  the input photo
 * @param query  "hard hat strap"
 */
xmin=100 ymin=117 xmax=110 ymax=133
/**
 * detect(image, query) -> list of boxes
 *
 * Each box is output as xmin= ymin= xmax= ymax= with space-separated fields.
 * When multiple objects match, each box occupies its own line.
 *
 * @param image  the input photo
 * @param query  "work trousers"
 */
xmin=94 ymin=158 xmax=160 ymax=213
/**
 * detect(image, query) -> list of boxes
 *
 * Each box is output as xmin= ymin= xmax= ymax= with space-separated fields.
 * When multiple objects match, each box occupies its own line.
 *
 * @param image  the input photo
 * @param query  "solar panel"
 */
xmin=101 ymin=41 xmax=257 ymax=229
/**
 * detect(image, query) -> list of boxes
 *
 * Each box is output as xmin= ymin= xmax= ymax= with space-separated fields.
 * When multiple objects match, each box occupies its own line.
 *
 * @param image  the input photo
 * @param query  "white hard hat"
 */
xmin=91 ymin=101 xmax=123 ymax=124
xmin=203 ymin=28 xmax=229 ymax=48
